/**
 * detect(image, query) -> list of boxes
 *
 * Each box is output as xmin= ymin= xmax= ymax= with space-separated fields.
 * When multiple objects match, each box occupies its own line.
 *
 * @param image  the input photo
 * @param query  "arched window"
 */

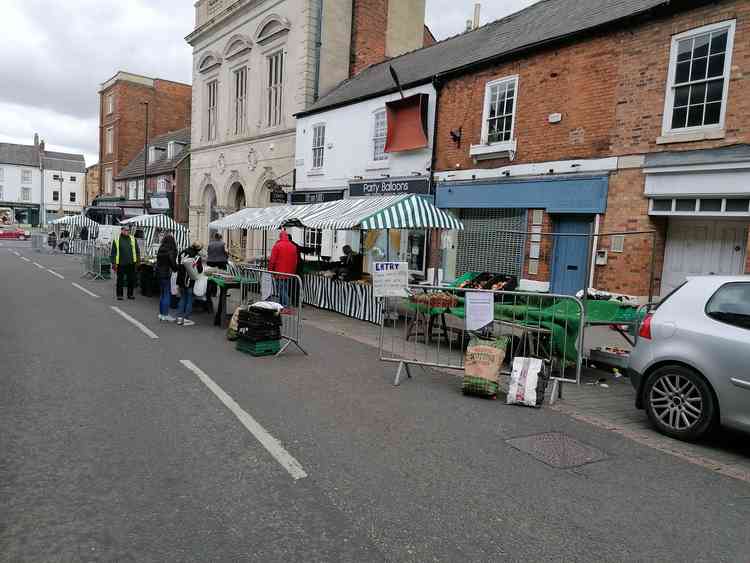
xmin=255 ymin=15 xmax=290 ymax=45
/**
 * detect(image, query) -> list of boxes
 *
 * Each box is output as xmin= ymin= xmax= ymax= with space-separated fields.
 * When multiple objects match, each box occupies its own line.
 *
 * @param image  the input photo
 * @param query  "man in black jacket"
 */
xmin=111 ymin=225 xmax=141 ymax=300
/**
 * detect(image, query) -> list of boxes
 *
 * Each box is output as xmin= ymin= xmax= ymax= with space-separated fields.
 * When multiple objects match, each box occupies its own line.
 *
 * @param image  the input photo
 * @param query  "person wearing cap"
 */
xmin=111 ymin=224 xmax=140 ymax=300
xmin=176 ymin=242 xmax=204 ymax=326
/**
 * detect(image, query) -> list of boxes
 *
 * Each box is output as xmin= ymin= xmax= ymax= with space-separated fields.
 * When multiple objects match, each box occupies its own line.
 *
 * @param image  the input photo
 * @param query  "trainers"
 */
xmin=165 ymin=315 xmax=176 ymax=322
xmin=176 ymin=317 xmax=184 ymax=325
xmin=182 ymin=319 xmax=195 ymax=326
xmin=158 ymin=314 xmax=166 ymax=321
xmin=117 ymin=296 xmax=124 ymax=301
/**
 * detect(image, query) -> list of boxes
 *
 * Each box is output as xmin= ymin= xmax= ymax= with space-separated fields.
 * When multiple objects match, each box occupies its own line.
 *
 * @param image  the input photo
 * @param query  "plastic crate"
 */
xmin=236 ymin=339 xmax=281 ymax=357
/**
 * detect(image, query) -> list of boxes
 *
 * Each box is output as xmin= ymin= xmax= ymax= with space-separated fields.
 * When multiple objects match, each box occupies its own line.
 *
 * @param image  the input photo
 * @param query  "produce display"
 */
xmin=409 ymin=291 xmax=459 ymax=309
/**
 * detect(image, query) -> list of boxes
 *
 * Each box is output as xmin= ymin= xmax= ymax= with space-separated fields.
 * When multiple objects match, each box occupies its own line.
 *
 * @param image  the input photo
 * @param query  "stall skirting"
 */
xmin=303 ymin=275 xmax=382 ymax=325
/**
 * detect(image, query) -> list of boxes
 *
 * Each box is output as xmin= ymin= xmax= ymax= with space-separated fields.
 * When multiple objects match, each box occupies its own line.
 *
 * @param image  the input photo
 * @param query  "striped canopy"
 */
xmin=119 ymin=213 xmax=190 ymax=251
xmin=209 ymin=195 xmax=463 ymax=231
xmin=51 ymin=214 xmax=99 ymax=230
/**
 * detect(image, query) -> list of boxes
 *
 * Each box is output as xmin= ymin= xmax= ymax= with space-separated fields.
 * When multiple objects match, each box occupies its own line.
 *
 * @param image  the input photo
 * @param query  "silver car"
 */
xmin=628 ymin=276 xmax=750 ymax=441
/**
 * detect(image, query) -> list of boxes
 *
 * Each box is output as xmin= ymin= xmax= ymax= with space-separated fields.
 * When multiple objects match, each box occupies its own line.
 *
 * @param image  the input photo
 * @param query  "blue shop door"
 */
xmin=551 ymin=216 xmax=593 ymax=295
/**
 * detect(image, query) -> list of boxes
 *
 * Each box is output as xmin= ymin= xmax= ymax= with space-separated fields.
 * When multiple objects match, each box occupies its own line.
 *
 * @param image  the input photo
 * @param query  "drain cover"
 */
xmin=506 ymin=432 xmax=607 ymax=468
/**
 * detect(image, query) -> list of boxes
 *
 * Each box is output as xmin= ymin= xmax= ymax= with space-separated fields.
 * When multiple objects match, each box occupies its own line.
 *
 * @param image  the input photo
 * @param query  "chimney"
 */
xmin=39 ymin=139 xmax=45 ymax=153
xmin=34 ymin=133 xmax=39 ymax=147
xmin=466 ymin=19 xmax=473 ymax=32
xmin=473 ymin=3 xmax=481 ymax=30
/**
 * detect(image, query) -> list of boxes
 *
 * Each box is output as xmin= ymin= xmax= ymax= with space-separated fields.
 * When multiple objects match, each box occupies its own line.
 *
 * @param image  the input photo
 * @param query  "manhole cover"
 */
xmin=506 ymin=432 xmax=607 ymax=468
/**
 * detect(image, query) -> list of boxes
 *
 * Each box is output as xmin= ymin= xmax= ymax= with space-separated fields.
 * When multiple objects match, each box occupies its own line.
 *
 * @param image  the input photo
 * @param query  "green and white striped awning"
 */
xmin=51 ymin=214 xmax=100 ymax=230
xmin=209 ymin=195 xmax=463 ymax=231
xmin=119 ymin=213 xmax=190 ymax=250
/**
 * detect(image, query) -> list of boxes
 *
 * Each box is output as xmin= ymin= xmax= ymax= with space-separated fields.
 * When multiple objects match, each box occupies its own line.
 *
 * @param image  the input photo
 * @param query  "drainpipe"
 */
xmin=312 ymin=0 xmax=324 ymax=101
xmin=429 ymin=74 xmax=442 ymax=285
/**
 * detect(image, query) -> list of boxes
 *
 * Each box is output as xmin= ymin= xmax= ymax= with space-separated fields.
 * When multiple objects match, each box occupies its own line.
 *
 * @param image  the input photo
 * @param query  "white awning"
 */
xmin=119 ymin=213 xmax=190 ymax=250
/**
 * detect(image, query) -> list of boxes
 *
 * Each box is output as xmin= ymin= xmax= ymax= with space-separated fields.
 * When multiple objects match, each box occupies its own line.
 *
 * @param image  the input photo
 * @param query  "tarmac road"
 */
xmin=2 ymin=242 xmax=750 ymax=562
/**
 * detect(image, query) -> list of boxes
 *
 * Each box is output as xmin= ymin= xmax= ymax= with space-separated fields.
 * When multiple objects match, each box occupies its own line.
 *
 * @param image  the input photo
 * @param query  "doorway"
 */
xmin=551 ymin=215 xmax=593 ymax=295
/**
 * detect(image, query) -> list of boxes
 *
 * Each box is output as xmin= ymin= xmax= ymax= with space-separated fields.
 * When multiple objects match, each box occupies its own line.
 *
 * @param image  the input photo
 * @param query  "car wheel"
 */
xmin=644 ymin=365 xmax=716 ymax=441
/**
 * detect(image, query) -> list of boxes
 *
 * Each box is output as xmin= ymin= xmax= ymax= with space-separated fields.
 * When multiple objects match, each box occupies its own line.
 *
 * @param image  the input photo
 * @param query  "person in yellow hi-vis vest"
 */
xmin=110 ymin=224 xmax=141 ymax=300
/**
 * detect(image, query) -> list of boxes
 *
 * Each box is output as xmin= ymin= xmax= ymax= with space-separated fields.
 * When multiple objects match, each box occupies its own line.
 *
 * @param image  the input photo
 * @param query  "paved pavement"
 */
xmin=3 ymin=241 xmax=750 ymax=562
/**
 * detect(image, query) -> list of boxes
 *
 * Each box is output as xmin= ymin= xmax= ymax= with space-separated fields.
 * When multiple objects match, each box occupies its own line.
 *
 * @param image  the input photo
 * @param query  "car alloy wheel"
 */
xmin=644 ymin=366 xmax=715 ymax=441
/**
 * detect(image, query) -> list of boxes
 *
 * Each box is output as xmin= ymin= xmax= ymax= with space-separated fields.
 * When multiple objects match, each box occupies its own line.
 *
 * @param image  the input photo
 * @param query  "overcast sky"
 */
xmin=0 ymin=0 xmax=539 ymax=167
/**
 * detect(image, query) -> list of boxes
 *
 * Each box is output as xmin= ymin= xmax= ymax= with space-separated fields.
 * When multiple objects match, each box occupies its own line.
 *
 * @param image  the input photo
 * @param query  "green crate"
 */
xmin=236 ymin=339 xmax=281 ymax=357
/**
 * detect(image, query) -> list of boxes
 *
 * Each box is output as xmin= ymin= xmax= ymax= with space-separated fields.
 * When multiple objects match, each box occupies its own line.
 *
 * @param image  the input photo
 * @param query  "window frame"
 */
xmin=104 ymin=167 xmax=113 ymax=194
xmin=0 ymin=168 xmax=5 ymax=182
xmin=21 ymin=187 xmax=31 ymax=201
xmin=206 ymin=80 xmax=219 ymax=141
xmin=106 ymin=94 xmax=114 ymax=115
xmin=705 ymin=282 xmax=750 ymax=331
xmin=311 ymin=123 xmax=326 ymax=170
xmin=0 ymin=185 xmax=3 ymax=200
xmin=21 ymin=169 xmax=32 ymax=184
xmin=52 ymin=190 xmax=60 ymax=202
xmin=479 ymin=74 xmax=519 ymax=149
xmin=69 ymin=176 xmax=76 ymax=182
xmin=69 ymin=191 xmax=76 ymax=203
xmin=233 ymin=65 xmax=248 ymax=135
xmin=370 ymin=108 xmax=389 ymax=168
xmin=265 ymin=49 xmax=285 ymax=129
xmin=128 ymin=180 xmax=137 ymax=200
xmin=303 ymin=227 xmax=323 ymax=255
xmin=138 ymin=179 xmax=145 ymax=200
xmin=661 ymin=20 xmax=736 ymax=137
xmin=106 ymin=126 xmax=114 ymax=155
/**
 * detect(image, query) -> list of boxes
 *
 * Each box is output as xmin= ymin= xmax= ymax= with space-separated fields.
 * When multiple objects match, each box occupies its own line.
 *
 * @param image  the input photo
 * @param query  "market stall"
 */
xmin=50 ymin=214 xmax=100 ymax=254
xmin=209 ymin=194 xmax=463 ymax=324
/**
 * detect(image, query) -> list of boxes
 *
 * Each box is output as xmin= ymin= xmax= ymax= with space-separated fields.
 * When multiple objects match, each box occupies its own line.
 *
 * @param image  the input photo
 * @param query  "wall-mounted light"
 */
xmin=450 ymin=127 xmax=462 ymax=147
xmin=502 ymin=170 xmax=511 ymax=177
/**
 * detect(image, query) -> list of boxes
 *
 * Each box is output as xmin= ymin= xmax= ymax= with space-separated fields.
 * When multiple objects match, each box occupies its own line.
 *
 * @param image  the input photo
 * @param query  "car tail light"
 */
xmin=639 ymin=314 xmax=653 ymax=340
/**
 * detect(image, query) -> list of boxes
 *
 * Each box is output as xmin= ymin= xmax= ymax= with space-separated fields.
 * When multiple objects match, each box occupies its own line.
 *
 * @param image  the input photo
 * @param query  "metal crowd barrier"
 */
xmin=378 ymin=285 xmax=585 ymax=391
xmin=81 ymin=244 xmax=112 ymax=281
xmin=236 ymin=265 xmax=306 ymax=356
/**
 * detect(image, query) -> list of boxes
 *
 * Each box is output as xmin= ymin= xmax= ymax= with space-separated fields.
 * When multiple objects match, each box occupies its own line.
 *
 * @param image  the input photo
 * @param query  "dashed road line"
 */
xmin=71 ymin=283 xmax=100 ymax=298
xmin=110 ymin=306 xmax=159 ymax=339
xmin=21 ymin=257 xmax=31 ymax=262
xmin=33 ymin=262 xmax=45 ymax=269
xmin=47 ymin=269 xmax=65 ymax=280
xmin=180 ymin=360 xmax=308 ymax=481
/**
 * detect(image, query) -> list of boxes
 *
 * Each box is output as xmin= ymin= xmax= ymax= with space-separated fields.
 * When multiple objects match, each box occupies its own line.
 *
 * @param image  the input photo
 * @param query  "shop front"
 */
xmin=436 ymin=175 xmax=609 ymax=294
xmin=644 ymin=146 xmax=750 ymax=295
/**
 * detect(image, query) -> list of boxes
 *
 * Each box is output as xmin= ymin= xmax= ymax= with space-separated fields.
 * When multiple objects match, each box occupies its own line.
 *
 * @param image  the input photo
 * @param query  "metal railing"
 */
xmin=378 ymin=285 xmax=585 ymax=390
xmin=236 ymin=266 xmax=306 ymax=356
xmin=81 ymin=244 xmax=112 ymax=281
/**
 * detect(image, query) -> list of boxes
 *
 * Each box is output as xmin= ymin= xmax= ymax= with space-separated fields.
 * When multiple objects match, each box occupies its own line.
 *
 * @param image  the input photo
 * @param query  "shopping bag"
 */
xmin=227 ymin=307 xmax=242 ymax=341
xmin=170 ymin=272 xmax=179 ymax=296
xmin=507 ymin=357 xmax=547 ymax=408
xmin=193 ymin=275 xmax=208 ymax=298
xmin=463 ymin=336 xmax=508 ymax=398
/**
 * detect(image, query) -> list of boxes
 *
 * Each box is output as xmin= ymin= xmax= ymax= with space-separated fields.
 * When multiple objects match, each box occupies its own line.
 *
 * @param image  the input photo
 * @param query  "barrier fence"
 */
xmin=378 ymin=285 xmax=585 ymax=392
xmin=236 ymin=266 xmax=306 ymax=356
xmin=81 ymin=244 xmax=112 ymax=281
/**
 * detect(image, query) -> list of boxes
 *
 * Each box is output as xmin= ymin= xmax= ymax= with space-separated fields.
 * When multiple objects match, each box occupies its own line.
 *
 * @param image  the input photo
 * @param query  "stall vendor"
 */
xmin=337 ymin=245 xmax=363 ymax=281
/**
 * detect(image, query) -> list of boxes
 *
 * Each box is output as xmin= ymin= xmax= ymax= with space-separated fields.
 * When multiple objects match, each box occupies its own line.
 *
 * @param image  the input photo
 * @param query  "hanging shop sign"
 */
xmin=349 ymin=177 xmax=430 ymax=197
xmin=269 ymin=189 xmax=288 ymax=204
xmin=290 ymin=190 xmax=345 ymax=205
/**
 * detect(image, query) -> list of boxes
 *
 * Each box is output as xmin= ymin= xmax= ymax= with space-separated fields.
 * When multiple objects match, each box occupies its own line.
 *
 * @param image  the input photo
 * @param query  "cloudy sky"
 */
xmin=0 ymin=0 xmax=538 ymax=166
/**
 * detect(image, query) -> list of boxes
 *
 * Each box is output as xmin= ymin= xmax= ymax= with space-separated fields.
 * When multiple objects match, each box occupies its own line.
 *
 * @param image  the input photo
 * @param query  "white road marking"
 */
xmin=180 ymin=360 xmax=308 ymax=481
xmin=33 ymin=262 xmax=45 ymax=269
xmin=71 ymin=283 xmax=100 ymax=298
xmin=13 ymin=251 xmax=21 ymax=256
xmin=47 ymin=269 xmax=65 ymax=280
xmin=110 ymin=306 xmax=159 ymax=339
xmin=21 ymin=257 xmax=31 ymax=262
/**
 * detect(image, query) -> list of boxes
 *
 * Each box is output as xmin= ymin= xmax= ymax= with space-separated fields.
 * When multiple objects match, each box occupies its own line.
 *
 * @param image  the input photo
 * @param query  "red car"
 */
xmin=0 ymin=226 xmax=31 ymax=240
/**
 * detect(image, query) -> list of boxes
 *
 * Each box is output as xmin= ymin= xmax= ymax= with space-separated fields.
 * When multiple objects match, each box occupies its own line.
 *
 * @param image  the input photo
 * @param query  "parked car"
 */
xmin=0 ymin=226 xmax=31 ymax=240
xmin=629 ymin=276 xmax=750 ymax=441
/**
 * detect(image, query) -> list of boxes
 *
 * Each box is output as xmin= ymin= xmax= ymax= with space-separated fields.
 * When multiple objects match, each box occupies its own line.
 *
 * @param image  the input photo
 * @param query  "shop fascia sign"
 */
xmin=349 ymin=177 xmax=430 ymax=197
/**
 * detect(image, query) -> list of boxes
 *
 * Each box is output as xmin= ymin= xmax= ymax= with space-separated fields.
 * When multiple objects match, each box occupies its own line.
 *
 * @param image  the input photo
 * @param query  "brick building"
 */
xmin=84 ymin=164 xmax=99 ymax=206
xmin=97 ymin=71 xmax=191 ymax=199
xmin=293 ymin=0 xmax=749 ymax=299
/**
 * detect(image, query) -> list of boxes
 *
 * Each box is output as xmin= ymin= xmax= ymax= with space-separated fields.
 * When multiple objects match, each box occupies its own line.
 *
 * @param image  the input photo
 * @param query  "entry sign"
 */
xmin=373 ymin=262 xmax=409 ymax=298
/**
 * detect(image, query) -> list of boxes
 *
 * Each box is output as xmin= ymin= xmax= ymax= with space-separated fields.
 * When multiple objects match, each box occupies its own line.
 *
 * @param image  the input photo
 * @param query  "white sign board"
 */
xmin=465 ymin=291 xmax=494 ymax=331
xmin=97 ymin=225 xmax=121 ymax=245
xmin=261 ymin=273 xmax=274 ymax=300
xmin=373 ymin=262 xmax=409 ymax=298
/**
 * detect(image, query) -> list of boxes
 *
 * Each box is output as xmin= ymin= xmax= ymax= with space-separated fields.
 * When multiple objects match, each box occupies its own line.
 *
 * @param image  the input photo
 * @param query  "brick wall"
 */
xmin=423 ymin=25 xmax=436 ymax=47
xmin=85 ymin=165 xmax=100 ymax=205
xmin=350 ymin=0 xmax=389 ymax=76
xmin=99 ymin=78 xmax=191 ymax=194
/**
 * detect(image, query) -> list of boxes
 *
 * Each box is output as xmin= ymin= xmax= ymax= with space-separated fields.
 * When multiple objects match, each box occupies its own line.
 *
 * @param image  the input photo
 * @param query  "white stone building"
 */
xmin=42 ymin=152 xmax=86 ymax=220
xmin=185 ymin=0 xmax=429 ymax=256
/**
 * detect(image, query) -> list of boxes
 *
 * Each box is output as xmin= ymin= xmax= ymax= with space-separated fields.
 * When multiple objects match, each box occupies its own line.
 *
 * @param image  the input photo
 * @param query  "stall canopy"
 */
xmin=210 ymin=194 xmax=463 ymax=231
xmin=50 ymin=214 xmax=100 ymax=235
xmin=119 ymin=213 xmax=190 ymax=251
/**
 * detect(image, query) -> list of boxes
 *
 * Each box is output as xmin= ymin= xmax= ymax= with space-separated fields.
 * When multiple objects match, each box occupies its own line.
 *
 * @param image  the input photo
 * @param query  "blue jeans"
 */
xmin=275 ymin=278 xmax=289 ymax=307
xmin=159 ymin=276 xmax=172 ymax=315
xmin=178 ymin=286 xmax=194 ymax=318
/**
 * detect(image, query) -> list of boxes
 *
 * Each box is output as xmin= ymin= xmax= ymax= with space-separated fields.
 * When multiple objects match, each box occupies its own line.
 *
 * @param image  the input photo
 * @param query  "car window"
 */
xmin=655 ymin=282 xmax=687 ymax=310
xmin=706 ymin=282 xmax=750 ymax=330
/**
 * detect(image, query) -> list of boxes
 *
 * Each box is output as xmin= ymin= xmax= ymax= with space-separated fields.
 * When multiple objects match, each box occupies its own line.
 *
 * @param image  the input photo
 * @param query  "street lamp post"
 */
xmin=58 ymin=170 xmax=64 ymax=216
xmin=140 ymin=101 xmax=149 ymax=215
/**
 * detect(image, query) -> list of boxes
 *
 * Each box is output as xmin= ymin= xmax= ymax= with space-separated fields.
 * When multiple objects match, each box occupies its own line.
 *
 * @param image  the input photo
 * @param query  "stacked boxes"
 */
xmin=235 ymin=306 xmax=282 ymax=357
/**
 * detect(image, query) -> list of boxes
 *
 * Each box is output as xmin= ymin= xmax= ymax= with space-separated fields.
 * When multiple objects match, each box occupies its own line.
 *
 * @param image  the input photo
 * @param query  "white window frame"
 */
xmin=138 ymin=179 xmax=145 ymax=200
xmin=0 ymin=168 xmax=4 ymax=182
xmin=128 ymin=180 xmax=137 ymax=200
xmin=106 ymin=94 xmax=114 ymax=115
xmin=0 ymin=185 xmax=3 ymax=200
xmin=106 ymin=126 xmax=114 ymax=154
xmin=370 ymin=108 xmax=389 ymax=166
xmin=233 ymin=66 xmax=248 ymax=135
xmin=157 ymin=177 xmax=169 ymax=192
xmin=304 ymin=227 xmax=323 ymax=255
xmin=265 ymin=49 xmax=285 ymax=128
xmin=311 ymin=123 xmax=326 ymax=170
xmin=21 ymin=169 xmax=32 ymax=184
xmin=21 ymin=187 xmax=31 ymax=201
xmin=207 ymin=80 xmax=218 ymax=141
xmin=104 ymin=167 xmax=113 ymax=194
xmin=661 ymin=20 xmax=736 ymax=138
xmin=471 ymin=75 xmax=519 ymax=158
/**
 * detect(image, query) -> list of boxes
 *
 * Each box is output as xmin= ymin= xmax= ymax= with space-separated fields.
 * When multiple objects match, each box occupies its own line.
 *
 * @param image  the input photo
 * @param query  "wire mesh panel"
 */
xmin=379 ymin=285 xmax=584 ymax=386
xmin=456 ymin=209 xmax=526 ymax=277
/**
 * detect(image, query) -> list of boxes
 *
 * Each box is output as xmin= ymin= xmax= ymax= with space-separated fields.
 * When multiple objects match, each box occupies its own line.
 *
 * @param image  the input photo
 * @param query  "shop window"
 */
xmin=372 ymin=109 xmax=388 ymax=162
xmin=706 ymin=283 xmax=750 ymax=330
xmin=311 ymin=124 xmax=325 ymax=169
xmin=699 ymin=199 xmax=722 ymax=212
xmin=406 ymin=230 xmax=427 ymax=274
xmin=266 ymin=50 xmax=284 ymax=127
xmin=663 ymin=20 xmax=735 ymax=134
xmin=726 ymin=199 xmax=749 ymax=213
xmin=456 ymin=208 xmax=525 ymax=277
xmin=675 ymin=199 xmax=697 ymax=212
xmin=304 ymin=228 xmax=322 ymax=255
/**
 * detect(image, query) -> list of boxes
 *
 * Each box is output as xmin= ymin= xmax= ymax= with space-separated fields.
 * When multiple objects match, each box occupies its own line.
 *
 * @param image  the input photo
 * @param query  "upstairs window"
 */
xmin=0 ymin=168 xmax=4 ymax=181
xmin=207 ymin=80 xmax=218 ymax=141
xmin=69 ymin=192 xmax=76 ymax=203
xmin=106 ymin=94 xmax=114 ymax=114
xmin=128 ymin=180 xmax=137 ymax=200
xmin=69 ymin=176 xmax=76 ymax=182
xmin=21 ymin=169 xmax=32 ymax=184
xmin=167 ymin=141 xmax=184 ymax=159
xmin=21 ymin=187 xmax=31 ymax=201
xmin=52 ymin=191 xmax=59 ymax=201
xmin=482 ymin=76 xmax=517 ymax=145
xmin=106 ymin=126 xmax=114 ymax=154
xmin=311 ymin=124 xmax=325 ymax=169
xmin=664 ymin=21 xmax=735 ymax=134
xmin=266 ymin=50 xmax=284 ymax=127
xmin=104 ymin=168 xmax=113 ymax=194
xmin=234 ymin=67 xmax=248 ymax=135
xmin=373 ymin=109 xmax=387 ymax=162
